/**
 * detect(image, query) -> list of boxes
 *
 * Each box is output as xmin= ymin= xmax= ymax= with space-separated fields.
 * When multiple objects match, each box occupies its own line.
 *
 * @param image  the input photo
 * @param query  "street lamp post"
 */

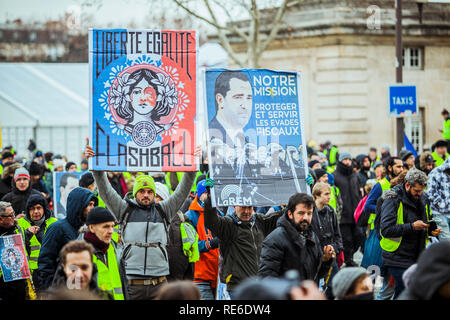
xmin=395 ymin=0 xmax=405 ymax=154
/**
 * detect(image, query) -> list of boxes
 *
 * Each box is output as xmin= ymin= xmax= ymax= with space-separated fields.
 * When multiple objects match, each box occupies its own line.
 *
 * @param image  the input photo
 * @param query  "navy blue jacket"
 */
xmin=36 ymin=187 xmax=97 ymax=290
xmin=380 ymin=184 xmax=429 ymax=269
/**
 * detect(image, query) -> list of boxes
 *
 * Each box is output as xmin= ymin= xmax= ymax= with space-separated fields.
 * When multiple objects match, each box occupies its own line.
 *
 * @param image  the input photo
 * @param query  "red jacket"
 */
xmin=186 ymin=196 xmax=219 ymax=288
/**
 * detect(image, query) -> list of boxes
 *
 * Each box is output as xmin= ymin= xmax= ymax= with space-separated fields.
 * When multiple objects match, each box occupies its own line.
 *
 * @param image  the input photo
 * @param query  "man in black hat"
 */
xmin=432 ymin=140 xmax=449 ymax=167
xmin=399 ymin=150 xmax=415 ymax=170
xmin=418 ymin=152 xmax=436 ymax=175
xmin=78 ymin=206 xmax=127 ymax=300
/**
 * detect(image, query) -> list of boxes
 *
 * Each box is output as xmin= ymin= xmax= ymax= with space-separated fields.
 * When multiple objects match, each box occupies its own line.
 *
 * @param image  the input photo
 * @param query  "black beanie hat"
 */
xmin=435 ymin=140 xmax=447 ymax=148
xmin=86 ymin=207 xmax=116 ymax=225
xmin=314 ymin=168 xmax=327 ymax=180
xmin=29 ymin=161 xmax=43 ymax=176
xmin=79 ymin=172 xmax=95 ymax=188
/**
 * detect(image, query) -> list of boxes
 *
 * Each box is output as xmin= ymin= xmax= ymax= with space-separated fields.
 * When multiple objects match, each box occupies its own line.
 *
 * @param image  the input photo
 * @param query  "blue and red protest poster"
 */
xmin=0 ymin=234 xmax=31 ymax=282
xmin=204 ymin=68 xmax=309 ymax=207
xmin=89 ymin=29 xmax=198 ymax=172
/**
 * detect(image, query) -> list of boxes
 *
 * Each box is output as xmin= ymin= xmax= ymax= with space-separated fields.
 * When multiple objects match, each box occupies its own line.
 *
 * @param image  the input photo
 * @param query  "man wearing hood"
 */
xmin=426 ymin=157 xmax=450 ymax=241
xmin=36 ymin=187 xmax=97 ymax=291
xmin=332 ymin=152 xmax=363 ymax=267
xmin=398 ymin=241 xmax=450 ymax=300
xmin=0 ymin=162 xmax=21 ymax=199
xmin=17 ymin=194 xmax=57 ymax=276
xmin=258 ymin=193 xmax=335 ymax=282
xmin=204 ymin=187 xmax=284 ymax=299
xmin=1 ymin=167 xmax=42 ymax=217
xmin=84 ymin=144 xmax=198 ymax=300
xmin=379 ymin=169 xmax=441 ymax=298
xmin=418 ymin=152 xmax=436 ymax=175
xmin=29 ymin=161 xmax=51 ymax=201
xmin=186 ymin=180 xmax=223 ymax=300
xmin=356 ymin=154 xmax=376 ymax=190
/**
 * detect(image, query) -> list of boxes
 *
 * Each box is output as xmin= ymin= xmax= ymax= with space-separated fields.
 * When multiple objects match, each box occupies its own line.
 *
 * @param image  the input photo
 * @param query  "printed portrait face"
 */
xmin=130 ymin=77 xmax=157 ymax=116
xmin=60 ymin=176 xmax=80 ymax=209
xmin=224 ymin=78 xmax=252 ymax=127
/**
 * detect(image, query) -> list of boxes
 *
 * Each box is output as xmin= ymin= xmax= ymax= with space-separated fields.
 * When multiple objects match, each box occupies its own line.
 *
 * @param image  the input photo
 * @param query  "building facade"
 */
xmin=224 ymin=0 xmax=450 ymax=156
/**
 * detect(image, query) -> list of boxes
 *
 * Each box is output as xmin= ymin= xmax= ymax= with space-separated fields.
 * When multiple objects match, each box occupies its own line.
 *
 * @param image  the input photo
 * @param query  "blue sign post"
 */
xmin=389 ymin=85 xmax=417 ymax=117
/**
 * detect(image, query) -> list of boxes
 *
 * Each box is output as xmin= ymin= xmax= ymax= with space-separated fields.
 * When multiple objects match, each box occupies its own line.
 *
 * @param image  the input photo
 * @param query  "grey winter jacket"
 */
xmin=92 ymin=171 xmax=195 ymax=279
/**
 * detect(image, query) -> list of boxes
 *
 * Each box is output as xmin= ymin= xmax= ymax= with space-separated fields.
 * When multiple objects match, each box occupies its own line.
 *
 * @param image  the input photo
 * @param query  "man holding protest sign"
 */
xmin=205 ymin=68 xmax=309 ymax=209
xmin=85 ymin=143 xmax=201 ymax=300
xmin=0 ymin=201 xmax=29 ymax=300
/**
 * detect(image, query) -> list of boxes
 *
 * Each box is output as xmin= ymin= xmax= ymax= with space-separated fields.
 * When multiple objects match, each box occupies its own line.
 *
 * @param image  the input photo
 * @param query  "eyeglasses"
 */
xmin=0 ymin=214 xmax=15 ymax=219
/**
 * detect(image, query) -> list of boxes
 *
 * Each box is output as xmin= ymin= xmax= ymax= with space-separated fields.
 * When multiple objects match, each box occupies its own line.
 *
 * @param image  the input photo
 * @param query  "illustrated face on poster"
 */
xmin=0 ymin=234 xmax=31 ymax=282
xmin=90 ymin=29 xmax=198 ymax=172
xmin=204 ymin=69 xmax=309 ymax=207
xmin=53 ymin=171 xmax=84 ymax=219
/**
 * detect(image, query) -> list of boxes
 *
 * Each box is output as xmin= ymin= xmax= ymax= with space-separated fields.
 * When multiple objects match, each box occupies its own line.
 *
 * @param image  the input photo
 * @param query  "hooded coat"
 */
xmin=21 ymin=193 xmax=54 ymax=255
xmin=333 ymin=161 xmax=362 ymax=224
xmin=36 ymin=187 xmax=97 ymax=290
xmin=0 ymin=162 xmax=21 ymax=199
xmin=186 ymin=195 xmax=222 ymax=288
xmin=398 ymin=241 xmax=450 ymax=300
xmin=1 ymin=174 xmax=41 ymax=216
xmin=258 ymin=213 xmax=332 ymax=282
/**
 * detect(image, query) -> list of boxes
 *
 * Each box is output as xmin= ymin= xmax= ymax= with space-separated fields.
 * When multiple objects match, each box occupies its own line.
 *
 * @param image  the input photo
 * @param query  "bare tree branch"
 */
xmin=256 ymin=0 xmax=300 ymax=60
xmin=201 ymin=0 xmax=247 ymax=67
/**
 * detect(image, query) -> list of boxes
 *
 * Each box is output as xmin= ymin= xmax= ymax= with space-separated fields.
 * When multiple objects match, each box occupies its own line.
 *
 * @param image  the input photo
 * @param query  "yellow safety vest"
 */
xmin=180 ymin=219 xmax=200 ymax=263
xmin=112 ymin=224 xmax=120 ymax=243
xmin=92 ymin=242 xmax=124 ymax=300
xmin=368 ymin=177 xmax=391 ymax=230
xmin=17 ymin=217 xmax=57 ymax=272
xmin=443 ymin=118 xmax=450 ymax=140
xmin=328 ymin=186 xmax=339 ymax=212
xmin=380 ymin=202 xmax=431 ymax=252
xmin=165 ymin=172 xmax=185 ymax=194
xmin=432 ymin=151 xmax=449 ymax=167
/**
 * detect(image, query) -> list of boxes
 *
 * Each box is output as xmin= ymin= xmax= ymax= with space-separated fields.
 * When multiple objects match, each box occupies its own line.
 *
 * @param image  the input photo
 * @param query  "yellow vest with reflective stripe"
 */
xmin=432 ymin=151 xmax=449 ymax=167
xmin=180 ymin=221 xmax=200 ymax=263
xmin=368 ymin=178 xmax=391 ymax=230
xmin=443 ymin=118 xmax=450 ymax=140
xmin=17 ymin=217 xmax=57 ymax=272
xmin=380 ymin=202 xmax=431 ymax=252
xmin=165 ymin=172 xmax=185 ymax=194
xmin=92 ymin=242 xmax=124 ymax=300
xmin=328 ymin=186 xmax=339 ymax=212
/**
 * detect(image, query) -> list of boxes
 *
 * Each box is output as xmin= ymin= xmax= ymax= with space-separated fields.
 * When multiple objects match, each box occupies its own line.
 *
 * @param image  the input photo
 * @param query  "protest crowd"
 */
xmin=0 ymin=129 xmax=449 ymax=301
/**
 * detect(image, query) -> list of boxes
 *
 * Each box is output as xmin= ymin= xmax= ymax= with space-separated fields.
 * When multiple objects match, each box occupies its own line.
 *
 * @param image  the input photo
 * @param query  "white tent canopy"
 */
xmin=0 ymin=43 xmax=228 ymax=163
xmin=0 ymin=63 xmax=89 ymax=162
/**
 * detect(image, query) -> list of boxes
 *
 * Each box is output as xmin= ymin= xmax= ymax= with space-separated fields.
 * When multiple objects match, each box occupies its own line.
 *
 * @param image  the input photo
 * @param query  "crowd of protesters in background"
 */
xmin=0 ymin=134 xmax=449 ymax=301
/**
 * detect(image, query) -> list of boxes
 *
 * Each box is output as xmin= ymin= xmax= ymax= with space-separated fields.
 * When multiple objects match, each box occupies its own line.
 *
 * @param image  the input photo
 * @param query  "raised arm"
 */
xmin=84 ymin=142 xmax=128 ymax=221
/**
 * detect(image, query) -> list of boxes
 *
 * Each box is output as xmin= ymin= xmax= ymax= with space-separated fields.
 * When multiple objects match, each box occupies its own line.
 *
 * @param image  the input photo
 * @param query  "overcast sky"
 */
xmin=0 ymin=0 xmax=231 ymax=30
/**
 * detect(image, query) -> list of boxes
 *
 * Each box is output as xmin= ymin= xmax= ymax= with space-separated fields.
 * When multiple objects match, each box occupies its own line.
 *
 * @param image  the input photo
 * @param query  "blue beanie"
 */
xmin=196 ymin=180 xmax=207 ymax=199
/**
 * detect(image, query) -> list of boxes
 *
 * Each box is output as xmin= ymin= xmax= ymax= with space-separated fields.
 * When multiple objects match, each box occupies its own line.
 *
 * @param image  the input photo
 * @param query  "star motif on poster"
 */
xmin=178 ymin=81 xmax=184 ymax=89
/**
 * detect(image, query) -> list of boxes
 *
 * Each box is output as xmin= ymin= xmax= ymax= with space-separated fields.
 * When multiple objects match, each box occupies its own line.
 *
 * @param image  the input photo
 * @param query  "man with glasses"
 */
xmin=0 ymin=201 xmax=28 ymax=300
